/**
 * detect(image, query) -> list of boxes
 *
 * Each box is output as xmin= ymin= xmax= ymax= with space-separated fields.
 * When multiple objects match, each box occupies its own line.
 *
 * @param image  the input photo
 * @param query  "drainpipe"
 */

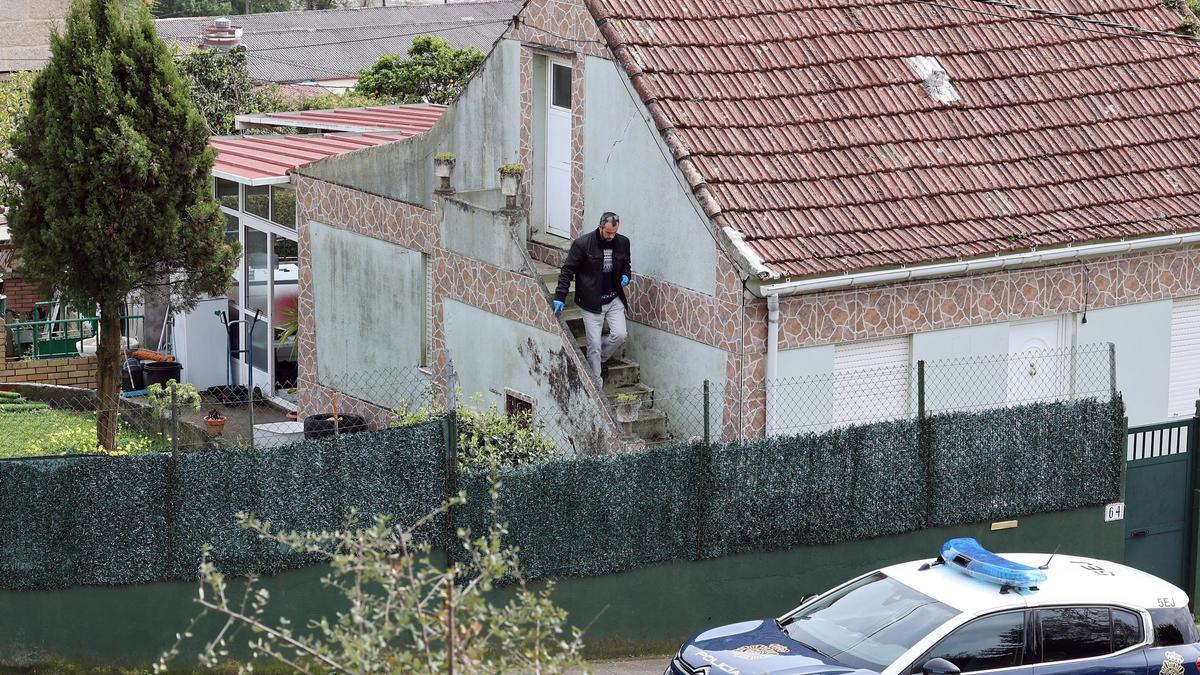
xmin=766 ymin=293 xmax=780 ymax=436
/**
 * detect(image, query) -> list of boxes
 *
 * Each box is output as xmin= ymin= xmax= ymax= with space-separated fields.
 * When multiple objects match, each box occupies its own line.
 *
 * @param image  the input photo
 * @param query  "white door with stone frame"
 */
xmin=545 ymin=60 xmax=572 ymax=239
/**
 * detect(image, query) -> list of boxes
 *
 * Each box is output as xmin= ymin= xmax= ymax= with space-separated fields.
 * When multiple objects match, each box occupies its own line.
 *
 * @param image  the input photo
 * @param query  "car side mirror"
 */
xmin=923 ymin=658 xmax=961 ymax=675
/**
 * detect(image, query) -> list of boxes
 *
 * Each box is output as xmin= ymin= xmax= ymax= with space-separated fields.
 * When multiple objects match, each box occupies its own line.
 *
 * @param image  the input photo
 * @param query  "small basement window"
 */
xmin=504 ymin=389 xmax=534 ymax=427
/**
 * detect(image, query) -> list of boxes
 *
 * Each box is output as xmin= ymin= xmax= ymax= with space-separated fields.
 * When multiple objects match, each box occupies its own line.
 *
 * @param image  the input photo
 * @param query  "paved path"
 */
xmin=578 ymin=656 xmax=670 ymax=674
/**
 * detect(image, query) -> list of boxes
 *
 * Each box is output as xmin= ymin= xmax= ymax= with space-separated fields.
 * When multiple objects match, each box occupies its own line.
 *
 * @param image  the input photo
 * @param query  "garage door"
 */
xmin=1168 ymin=296 xmax=1200 ymax=418
xmin=831 ymin=336 xmax=912 ymax=427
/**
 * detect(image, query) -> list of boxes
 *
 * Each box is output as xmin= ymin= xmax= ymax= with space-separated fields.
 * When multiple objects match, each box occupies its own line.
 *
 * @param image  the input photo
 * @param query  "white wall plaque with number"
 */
xmin=1104 ymin=502 xmax=1125 ymax=522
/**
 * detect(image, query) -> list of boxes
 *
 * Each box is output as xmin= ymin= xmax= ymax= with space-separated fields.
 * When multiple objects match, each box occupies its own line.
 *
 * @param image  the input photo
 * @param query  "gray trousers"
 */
xmin=581 ymin=299 xmax=627 ymax=388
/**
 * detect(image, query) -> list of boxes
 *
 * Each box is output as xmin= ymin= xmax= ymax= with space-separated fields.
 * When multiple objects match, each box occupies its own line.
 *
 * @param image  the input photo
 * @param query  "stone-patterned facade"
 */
xmin=775 ymin=248 xmax=1200 ymax=350
xmin=294 ymin=176 xmax=627 ymax=449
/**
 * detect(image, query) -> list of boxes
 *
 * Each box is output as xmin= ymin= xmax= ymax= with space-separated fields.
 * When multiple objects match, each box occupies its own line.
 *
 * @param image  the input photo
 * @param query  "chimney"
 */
xmin=200 ymin=17 xmax=243 ymax=49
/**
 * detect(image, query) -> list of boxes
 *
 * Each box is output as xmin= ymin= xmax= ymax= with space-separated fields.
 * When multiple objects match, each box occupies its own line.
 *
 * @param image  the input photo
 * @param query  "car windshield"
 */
xmin=783 ymin=571 xmax=959 ymax=672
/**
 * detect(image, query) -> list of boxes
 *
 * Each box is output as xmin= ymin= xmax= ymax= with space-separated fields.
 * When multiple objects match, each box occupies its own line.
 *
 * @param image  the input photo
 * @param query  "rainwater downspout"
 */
xmin=765 ymin=293 xmax=780 ymax=436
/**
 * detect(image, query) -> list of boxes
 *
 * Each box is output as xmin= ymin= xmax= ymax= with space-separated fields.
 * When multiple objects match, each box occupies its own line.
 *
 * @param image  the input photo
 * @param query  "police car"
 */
xmin=668 ymin=538 xmax=1199 ymax=675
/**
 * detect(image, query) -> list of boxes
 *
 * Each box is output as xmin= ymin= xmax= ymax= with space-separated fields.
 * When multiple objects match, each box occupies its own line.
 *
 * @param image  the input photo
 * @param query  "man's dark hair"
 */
xmin=599 ymin=212 xmax=620 ymax=226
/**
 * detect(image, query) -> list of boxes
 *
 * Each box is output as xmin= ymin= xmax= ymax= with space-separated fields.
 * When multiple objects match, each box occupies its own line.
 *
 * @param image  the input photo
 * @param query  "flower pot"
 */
xmin=434 ymin=157 xmax=455 ymax=178
xmin=204 ymin=417 xmax=227 ymax=437
xmin=500 ymin=172 xmax=520 ymax=197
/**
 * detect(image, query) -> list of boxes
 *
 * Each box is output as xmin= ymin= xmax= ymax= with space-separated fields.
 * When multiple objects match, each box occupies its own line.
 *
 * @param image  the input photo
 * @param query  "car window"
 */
xmin=1040 ymin=607 xmax=1110 ymax=662
xmin=920 ymin=611 xmax=1025 ymax=673
xmin=1150 ymin=608 xmax=1199 ymax=647
xmin=783 ymin=572 xmax=959 ymax=672
xmin=1112 ymin=609 xmax=1142 ymax=651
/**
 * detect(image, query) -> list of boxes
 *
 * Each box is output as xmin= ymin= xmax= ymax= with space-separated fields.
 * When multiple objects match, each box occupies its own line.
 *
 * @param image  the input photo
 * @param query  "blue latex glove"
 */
xmin=620 ymin=275 xmax=630 ymax=287
xmin=552 ymin=300 xmax=565 ymax=316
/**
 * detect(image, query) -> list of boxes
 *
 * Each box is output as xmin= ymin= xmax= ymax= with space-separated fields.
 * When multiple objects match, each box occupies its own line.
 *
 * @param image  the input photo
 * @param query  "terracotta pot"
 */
xmin=204 ymin=417 xmax=227 ymax=437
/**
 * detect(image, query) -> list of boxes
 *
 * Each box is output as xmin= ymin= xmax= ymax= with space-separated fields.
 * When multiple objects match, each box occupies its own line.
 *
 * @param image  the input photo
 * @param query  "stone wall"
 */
xmin=0 ymin=0 xmax=70 ymax=73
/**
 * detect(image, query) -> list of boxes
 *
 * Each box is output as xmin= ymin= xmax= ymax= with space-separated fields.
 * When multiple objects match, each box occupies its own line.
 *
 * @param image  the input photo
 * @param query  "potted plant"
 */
xmin=203 ymin=408 xmax=227 ymax=437
xmin=498 ymin=163 xmax=524 ymax=208
xmin=614 ymin=391 xmax=641 ymax=423
xmin=434 ymin=151 xmax=456 ymax=178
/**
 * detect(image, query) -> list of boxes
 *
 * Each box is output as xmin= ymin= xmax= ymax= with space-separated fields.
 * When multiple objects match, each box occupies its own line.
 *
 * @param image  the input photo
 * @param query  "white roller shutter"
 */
xmin=831 ymin=336 xmax=912 ymax=426
xmin=1168 ymin=296 xmax=1200 ymax=418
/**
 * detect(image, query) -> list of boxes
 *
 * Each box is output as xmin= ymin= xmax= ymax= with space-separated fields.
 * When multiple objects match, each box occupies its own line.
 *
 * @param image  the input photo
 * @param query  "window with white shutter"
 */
xmin=1168 ymin=296 xmax=1200 ymax=418
xmin=831 ymin=336 xmax=912 ymax=426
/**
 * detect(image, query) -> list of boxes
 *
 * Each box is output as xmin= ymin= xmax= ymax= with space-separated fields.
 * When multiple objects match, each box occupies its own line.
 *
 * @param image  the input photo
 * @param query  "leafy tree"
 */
xmin=157 ymin=489 xmax=587 ymax=673
xmin=354 ymin=35 xmax=485 ymax=104
xmin=174 ymin=45 xmax=265 ymax=135
xmin=3 ymin=0 xmax=238 ymax=450
xmin=149 ymin=0 xmax=233 ymax=17
xmin=0 ymin=71 xmax=36 ymax=209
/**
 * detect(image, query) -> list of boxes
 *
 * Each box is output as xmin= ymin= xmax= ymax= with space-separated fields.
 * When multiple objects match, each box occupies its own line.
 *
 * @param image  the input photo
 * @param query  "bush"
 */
xmin=392 ymin=393 xmax=556 ymax=471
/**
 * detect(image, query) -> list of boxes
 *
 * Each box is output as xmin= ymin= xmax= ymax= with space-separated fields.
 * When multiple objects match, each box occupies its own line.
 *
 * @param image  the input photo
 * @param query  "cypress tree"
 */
xmin=4 ymin=0 xmax=238 ymax=450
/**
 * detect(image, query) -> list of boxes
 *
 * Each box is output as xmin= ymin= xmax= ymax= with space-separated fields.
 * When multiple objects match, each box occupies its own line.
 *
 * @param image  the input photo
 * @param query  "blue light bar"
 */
xmin=940 ymin=538 xmax=1047 ymax=589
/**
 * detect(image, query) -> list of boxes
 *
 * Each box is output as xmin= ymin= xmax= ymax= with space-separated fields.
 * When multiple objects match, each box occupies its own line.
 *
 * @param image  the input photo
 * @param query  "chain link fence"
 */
xmin=767 ymin=342 xmax=1116 ymax=436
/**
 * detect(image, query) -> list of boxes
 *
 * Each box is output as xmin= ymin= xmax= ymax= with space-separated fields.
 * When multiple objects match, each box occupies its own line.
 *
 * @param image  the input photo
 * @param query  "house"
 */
xmin=289 ymin=0 xmax=1200 ymax=450
xmin=185 ymin=104 xmax=447 ymax=401
xmin=155 ymin=2 xmax=521 ymax=93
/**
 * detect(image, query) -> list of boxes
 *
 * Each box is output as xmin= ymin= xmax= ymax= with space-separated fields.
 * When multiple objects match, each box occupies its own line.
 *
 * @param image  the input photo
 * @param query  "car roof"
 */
xmin=883 ymin=553 xmax=1187 ymax=614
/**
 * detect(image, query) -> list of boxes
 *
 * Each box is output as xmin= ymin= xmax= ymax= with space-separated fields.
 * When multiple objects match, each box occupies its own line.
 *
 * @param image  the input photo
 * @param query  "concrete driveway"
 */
xmin=579 ymin=656 xmax=670 ymax=674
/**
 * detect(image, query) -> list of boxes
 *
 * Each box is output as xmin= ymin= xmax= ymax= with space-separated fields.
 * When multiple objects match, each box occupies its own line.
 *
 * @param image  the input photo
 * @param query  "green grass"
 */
xmin=0 ymin=408 xmax=169 ymax=459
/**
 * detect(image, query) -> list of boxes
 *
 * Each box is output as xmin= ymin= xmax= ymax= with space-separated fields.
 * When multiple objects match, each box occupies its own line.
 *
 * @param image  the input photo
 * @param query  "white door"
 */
xmin=545 ymin=61 xmax=572 ymax=238
xmin=1168 ymin=296 xmax=1200 ymax=417
xmin=831 ymin=336 xmax=912 ymax=427
xmin=1007 ymin=318 xmax=1067 ymax=404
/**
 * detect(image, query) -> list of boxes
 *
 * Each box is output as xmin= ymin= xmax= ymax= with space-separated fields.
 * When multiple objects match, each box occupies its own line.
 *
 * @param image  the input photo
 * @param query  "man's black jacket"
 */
xmin=554 ymin=229 xmax=631 ymax=313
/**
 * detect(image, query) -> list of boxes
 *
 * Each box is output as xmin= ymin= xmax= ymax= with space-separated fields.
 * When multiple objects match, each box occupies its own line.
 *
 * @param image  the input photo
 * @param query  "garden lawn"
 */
xmin=0 ymin=409 xmax=169 ymax=459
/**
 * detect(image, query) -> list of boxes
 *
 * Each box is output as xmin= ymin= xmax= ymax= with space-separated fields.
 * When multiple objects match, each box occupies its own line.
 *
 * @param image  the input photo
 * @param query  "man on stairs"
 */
xmin=551 ymin=212 xmax=631 ymax=388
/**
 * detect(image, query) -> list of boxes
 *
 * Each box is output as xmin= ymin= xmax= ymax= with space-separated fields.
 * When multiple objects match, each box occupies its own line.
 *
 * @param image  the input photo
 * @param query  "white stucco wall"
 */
xmin=300 ymin=39 xmax=523 ymax=207
xmin=310 ymin=222 xmax=425 ymax=409
xmin=443 ymin=298 xmax=616 ymax=455
xmin=582 ymin=55 xmax=717 ymax=296
xmin=623 ymin=321 xmax=727 ymax=438
xmin=912 ymin=323 xmax=1009 ymax=414
xmin=1078 ymin=300 xmax=1172 ymax=427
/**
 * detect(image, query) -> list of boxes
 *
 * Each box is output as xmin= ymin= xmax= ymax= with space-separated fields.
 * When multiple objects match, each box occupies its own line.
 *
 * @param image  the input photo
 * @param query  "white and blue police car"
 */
xmin=667 ymin=538 xmax=1198 ymax=675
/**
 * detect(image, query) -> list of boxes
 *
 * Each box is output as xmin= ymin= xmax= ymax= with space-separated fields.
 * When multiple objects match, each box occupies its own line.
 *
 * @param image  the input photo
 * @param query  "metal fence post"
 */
xmin=916 ymin=360 xmax=933 ymax=528
xmin=917 ymin=360 xmax=926 ymax=420
xmin=703 ymin=379 xmax=711 ymax=447
xmin=170 ymin=382 xmax=179 ymax=453
xmin=1108 ymin=342 xmax=1117 ymax=400
xmin=442 ymin=360 xmax=459 ymax=559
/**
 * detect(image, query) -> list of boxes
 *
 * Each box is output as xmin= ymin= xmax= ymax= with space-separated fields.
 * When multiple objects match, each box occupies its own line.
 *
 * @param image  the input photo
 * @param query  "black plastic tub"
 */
xmin=141 ymin=361 xmax=183 ymax=388
xmin=303 ymin=413 xmax=368 ymax=440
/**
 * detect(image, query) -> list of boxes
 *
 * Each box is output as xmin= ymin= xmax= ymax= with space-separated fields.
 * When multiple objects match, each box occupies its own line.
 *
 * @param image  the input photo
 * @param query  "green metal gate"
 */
xmin=1125 ymin=413 xmax=1198 ymax=593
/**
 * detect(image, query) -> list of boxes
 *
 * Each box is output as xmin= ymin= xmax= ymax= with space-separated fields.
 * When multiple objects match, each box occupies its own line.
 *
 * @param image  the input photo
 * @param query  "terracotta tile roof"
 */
xmin=590 ymin=0 xmax=1200 ymax=278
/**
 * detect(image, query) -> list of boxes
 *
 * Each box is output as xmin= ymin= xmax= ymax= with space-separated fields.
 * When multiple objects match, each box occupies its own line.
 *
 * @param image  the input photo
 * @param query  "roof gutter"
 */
xmin=760 ymin=231 xmax=1200 ymax=298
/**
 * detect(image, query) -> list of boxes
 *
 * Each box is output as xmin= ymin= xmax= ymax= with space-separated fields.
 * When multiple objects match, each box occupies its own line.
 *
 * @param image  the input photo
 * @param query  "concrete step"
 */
xmin=574 ymin=333 xmax=624 ymax=361
xmin=601 ymin=357 xmax=640 ymax=389
xmin=605 ymin=382 xmax=654 ymax=407
xmin=617 ymin=406 xmax=669 ymax=442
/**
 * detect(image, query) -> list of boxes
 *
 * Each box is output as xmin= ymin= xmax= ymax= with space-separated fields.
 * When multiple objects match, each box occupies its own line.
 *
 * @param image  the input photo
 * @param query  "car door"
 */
xmin=1143 ymin=607 xmax=1200 ymax=675
xmin=909 ymin=610 xmax=1033 ymax=675
xmin=1033 ymin=607 xmax=1148 ymax=675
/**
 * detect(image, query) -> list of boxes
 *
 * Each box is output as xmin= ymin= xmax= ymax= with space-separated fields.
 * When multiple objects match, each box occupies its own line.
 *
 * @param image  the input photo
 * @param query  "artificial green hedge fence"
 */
xmin=0 ymin=398 xmax=1124 ymax=590
xmin=0 ymin=422 xmax=445 ymax=590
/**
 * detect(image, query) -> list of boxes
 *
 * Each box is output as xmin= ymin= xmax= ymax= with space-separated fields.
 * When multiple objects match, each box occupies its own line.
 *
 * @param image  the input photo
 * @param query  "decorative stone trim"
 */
xmin=506 ymin=0 xmax=609 ymax=59
xmin=775 ymin=247 xmax=1200 ymax=350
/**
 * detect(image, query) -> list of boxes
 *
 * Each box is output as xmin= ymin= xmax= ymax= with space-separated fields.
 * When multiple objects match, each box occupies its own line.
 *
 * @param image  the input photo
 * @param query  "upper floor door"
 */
xmin=546 ymin=60 xmax=572 ymax=239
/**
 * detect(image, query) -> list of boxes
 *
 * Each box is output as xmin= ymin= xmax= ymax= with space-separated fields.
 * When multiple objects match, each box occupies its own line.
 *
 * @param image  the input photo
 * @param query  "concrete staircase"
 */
xmin=535 ymin=261 xmax=670 ymax=443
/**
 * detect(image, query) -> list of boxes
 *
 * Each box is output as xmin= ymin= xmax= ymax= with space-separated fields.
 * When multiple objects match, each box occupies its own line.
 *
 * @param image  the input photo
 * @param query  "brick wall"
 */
xmin=0 ymin=319 xmax=97 ymax=387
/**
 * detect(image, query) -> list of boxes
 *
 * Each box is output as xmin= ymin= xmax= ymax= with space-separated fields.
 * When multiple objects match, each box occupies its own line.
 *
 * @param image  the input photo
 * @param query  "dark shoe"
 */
xmin=600 ymin=360 xmax=610 ymax=377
